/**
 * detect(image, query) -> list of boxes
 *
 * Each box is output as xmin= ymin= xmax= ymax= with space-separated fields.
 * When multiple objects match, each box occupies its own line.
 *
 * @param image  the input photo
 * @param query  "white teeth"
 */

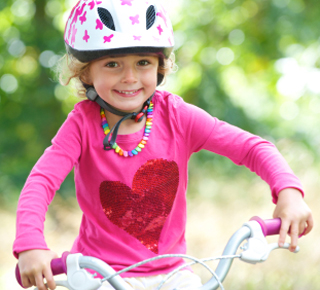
xmin=118 ymin=90 xmax=138 ymax=95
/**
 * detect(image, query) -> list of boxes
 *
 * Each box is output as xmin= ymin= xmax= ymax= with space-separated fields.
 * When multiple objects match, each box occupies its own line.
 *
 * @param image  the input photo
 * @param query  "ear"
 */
xmin=157 ymin=73 xmax=164 ymax=86
xmin=157 ymin=58 xmax=166 ymax=86
xmin=80 ymin=67 xmax=93 ymax=87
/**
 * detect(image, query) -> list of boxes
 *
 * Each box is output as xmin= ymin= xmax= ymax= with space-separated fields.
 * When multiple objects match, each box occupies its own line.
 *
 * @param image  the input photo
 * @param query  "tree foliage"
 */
xmin=1 ymin=0 xmax=319 ymax=201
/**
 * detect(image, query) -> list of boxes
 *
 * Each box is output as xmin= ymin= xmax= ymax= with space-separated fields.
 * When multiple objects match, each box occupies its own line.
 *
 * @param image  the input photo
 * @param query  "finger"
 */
xmin=21 ymin=275 xmax=33 ymax=288
xmin=19 ymin=264 xmax=34 ymax=288
xmin=35 ymin=272 xmax=47 ymax=290
xmin=298 ymin=220 xmax=308 ymax=237
xmin=43 ymin=267 xmax=56 ymax=290
xmin=278 ymin=219 xmax=290 ymax=247
xmin=304 ymin=215 xmax=314 ymax=235
xmin=24 ymin=271 xmax=37 ymax=287
xmin=289 ymin=222 xmax=299 ymax=252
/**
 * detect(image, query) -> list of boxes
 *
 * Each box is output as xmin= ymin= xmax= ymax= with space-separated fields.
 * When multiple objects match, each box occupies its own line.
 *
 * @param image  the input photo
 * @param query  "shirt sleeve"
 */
xmin=174 ymin=97 xmax=304 ymax=203
xmin=13 ymin=105 xmax=84 ymax=258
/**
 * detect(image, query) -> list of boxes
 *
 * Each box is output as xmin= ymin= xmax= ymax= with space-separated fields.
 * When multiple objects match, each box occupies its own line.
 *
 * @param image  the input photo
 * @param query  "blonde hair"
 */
xmin=56 ymin=53 xmax=177 ymax=98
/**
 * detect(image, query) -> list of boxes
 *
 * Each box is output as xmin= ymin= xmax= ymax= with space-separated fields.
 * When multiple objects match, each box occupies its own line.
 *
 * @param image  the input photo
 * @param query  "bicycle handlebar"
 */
xmin=249 ymin=216 xmax=281 ymax=236
xmin=15 ymin=217 xmax=291 ymax=290
xmin=15 ymin=252 xmax=69 ymax=287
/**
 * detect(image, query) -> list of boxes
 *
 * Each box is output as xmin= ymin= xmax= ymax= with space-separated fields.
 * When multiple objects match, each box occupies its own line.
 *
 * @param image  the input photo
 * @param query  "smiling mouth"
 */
xmin=115 ymin=89 xmax=141 ymax=95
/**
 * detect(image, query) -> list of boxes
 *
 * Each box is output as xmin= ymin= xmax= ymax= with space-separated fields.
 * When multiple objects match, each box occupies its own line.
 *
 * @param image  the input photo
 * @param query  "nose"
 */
xmin=121 ymin=66 xmax=138 ymax=84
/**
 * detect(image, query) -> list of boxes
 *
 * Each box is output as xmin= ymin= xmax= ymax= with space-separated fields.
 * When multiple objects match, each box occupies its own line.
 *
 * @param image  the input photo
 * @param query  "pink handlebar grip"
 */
xmin=15 ymin=251 xmax=70 ymax=288
xmin=250 ymin=216 xmax=281 ymax=236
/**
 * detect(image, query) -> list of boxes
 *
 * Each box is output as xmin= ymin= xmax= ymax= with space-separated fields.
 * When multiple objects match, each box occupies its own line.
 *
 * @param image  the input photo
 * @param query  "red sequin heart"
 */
xmin=100 ymin=159 xmax=179 ymax=254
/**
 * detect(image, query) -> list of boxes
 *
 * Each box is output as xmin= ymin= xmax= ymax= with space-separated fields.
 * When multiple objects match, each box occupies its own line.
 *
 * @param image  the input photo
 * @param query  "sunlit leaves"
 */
xmin=11 ymin=0 xmax=36 ymax=24
xmin=161 ymin=0 xmax=320 ymax=181
xmin=166 ymin=0 xmax=320 ymax=135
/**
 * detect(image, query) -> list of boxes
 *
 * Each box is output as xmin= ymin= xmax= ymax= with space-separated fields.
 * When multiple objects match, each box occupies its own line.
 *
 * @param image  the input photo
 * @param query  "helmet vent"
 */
xmin=98 ymin=8 xmax=116 ymax=31
xmin=146 ymin=5 xmax=156 ymax=30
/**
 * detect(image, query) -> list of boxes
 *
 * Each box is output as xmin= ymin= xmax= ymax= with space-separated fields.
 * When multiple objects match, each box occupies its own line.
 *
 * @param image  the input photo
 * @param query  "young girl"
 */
xmin=14 ymin=1 xmax=313 ymax=290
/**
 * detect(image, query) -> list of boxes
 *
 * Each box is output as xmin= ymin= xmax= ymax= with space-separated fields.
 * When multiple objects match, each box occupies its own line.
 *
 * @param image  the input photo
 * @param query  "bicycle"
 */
xmin=15 ymin=216 xmax=299 ymax=290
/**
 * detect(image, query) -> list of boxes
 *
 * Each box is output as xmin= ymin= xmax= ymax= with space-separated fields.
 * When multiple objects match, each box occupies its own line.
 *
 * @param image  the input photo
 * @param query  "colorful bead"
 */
xmin=100 ymin=102 xmax=153 ymax=157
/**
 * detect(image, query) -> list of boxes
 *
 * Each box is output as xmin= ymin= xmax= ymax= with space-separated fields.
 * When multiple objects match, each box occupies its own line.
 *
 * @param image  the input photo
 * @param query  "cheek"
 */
xmin=93 ymin=74 xmax=112 ymax=90
xmin=93 ymin=80 xmax=105 ymax=93
xmin=92 ymin=78 xmax=112 ymax=100
xmin=143 ymin=70 xmax=158 ymax=87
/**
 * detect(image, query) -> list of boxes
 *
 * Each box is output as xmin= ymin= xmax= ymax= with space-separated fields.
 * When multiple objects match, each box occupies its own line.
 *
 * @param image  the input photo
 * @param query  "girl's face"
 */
xmin=88 ymin=54 xmax=159 ymax=113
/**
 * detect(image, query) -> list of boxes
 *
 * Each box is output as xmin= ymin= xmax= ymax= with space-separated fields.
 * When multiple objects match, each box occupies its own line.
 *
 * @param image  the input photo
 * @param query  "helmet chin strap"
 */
xmin=86 ymin=86 xmax=154 ymax=150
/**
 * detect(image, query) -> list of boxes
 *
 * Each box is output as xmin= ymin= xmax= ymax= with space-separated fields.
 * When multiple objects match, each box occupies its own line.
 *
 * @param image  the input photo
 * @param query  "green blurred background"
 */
xmin=0 ymin=0 xmax=319 ymax=289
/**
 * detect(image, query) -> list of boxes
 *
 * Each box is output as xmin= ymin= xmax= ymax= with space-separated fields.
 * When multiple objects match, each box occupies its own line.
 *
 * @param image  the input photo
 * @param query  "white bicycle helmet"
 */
xmin=64 ymin=0 xmax=174 ymax=62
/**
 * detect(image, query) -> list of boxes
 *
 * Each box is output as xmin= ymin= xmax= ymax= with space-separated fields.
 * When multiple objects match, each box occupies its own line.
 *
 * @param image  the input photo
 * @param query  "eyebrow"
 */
xmin=107 ymin=54 xmax=157 ymax=58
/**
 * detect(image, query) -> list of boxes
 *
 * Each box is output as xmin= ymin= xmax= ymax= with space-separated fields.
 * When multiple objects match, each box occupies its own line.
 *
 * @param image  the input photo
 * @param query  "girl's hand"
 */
xmin=273 ymin=188 xmax=313 ymax=252
xmin=18 ymin=249 xmax=58 ymax=290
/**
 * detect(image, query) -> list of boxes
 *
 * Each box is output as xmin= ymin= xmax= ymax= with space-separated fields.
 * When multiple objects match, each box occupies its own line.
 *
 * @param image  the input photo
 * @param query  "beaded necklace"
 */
xmin=100 ymin=102 xmax=154 ymax=157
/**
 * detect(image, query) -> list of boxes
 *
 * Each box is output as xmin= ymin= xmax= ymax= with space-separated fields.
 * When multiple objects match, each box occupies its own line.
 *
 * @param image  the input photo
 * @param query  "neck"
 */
xmin=104 ymin=109 xmax=146 ymax=135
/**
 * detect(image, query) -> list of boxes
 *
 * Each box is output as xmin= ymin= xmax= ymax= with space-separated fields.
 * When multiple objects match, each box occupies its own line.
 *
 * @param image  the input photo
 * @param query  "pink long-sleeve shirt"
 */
xmin=13 ymin=90 xmax=303 ymax=277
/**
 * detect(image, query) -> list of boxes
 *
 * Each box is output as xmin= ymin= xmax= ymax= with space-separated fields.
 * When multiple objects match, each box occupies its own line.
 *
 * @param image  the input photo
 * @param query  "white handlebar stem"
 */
xmin=78 ymin=256 xmax=134 ymax=290
xmin=240 ymin=221 xmax=269 ymax=264
xmin=67 ymin=254 xmax=102 ymax=290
